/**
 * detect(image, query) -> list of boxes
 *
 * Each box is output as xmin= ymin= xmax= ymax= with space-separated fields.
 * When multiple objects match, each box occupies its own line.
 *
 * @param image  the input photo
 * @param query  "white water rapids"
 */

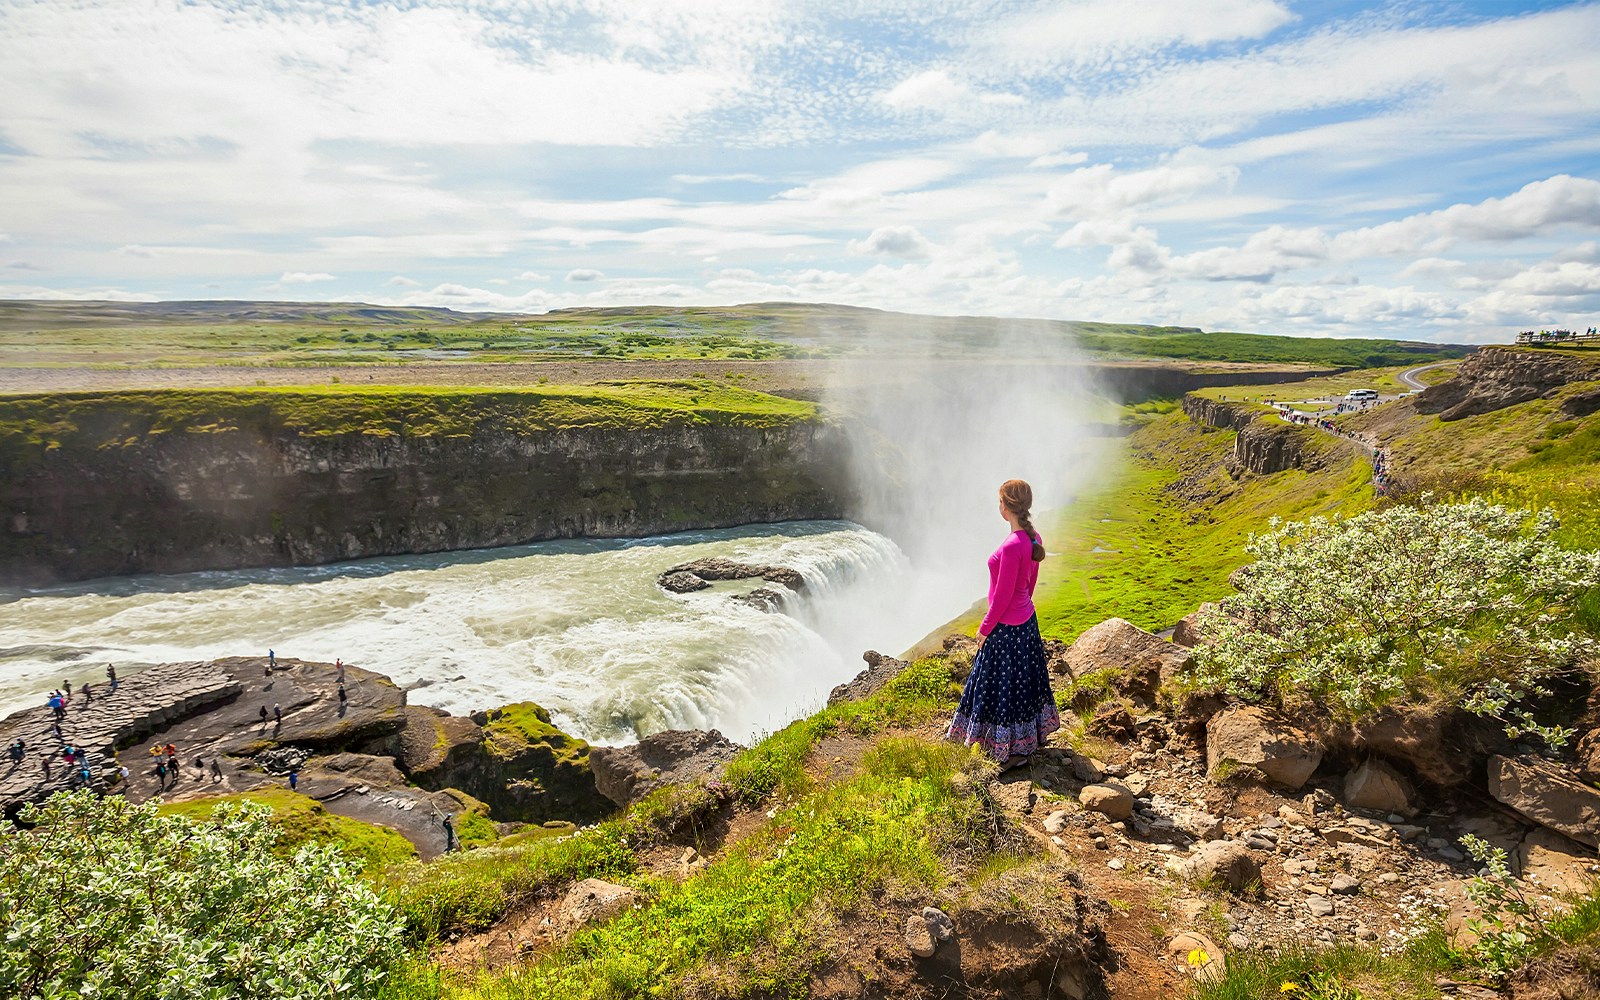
xmin=0 ymin=521 xmax=949 ymax=744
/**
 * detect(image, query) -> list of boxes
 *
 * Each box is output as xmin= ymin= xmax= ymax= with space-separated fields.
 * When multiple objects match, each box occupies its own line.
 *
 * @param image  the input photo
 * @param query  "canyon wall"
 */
xmin=1 ymin=411 xmax=851 ymax=586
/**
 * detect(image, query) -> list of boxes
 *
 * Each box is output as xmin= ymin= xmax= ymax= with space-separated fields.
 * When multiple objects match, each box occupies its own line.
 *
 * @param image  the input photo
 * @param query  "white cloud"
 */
xmin=850 ymin=225 xmax=933 ymax=259
xmin=0 ymin=283 xmax=158 ymax=302
xmin=1029 ymin=151 xmax=1089 ymax=169
xmin=566 ymin=269 xmax=604 ymax=282
xmin=1334 ymin=175 xmax=1600 ymax=257
xmin=979 ymin=0 xmax=1294 ymax=70
xmin=515 ymin=271 xmax=550 ymax=282
xmin=280 ymin=271 xmax=336 ymax=284
xmin=384 ymin=275 xmax=420 ymax=287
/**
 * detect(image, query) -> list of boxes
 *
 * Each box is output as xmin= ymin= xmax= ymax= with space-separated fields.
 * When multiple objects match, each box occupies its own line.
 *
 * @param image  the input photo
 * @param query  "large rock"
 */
xmin=1487 ymin=755 xmax=1600 ymax=849
xmin=1344 ymin=759 xmax=1416 ymax=815
xmin=1344 ymin=705 xmax=1477 ymax=787
xmin=1417 ymin=347 xmax=1600 ymax=421
xmin=1576 ymin=728 xmax=1600 ymax=785
xmin=1516 ymin=827 xmax=1599 ymax=895
xmin=559 ymin=878 xmax=638 ymax=928
xmin=1059 ymin=618 xmax=1193 ymax=701
xmin=828 ymin=650 xmax=910 ymax=706
xmin=1079 ymin=783 xmax=1135 ymax=820
xmin=411 ymin=703 xmax=606 ymax=824
xmin=1206 ymin=706 xmax=1323 ymax=789
xmin=1171 ymin=604 xmax=1219 ymax=648
xmin=656 ymin=557 xmax=805 ymax=594
xmin=1178 ymin=841 xmax=1261 ymax=892
xmin=589 ymin=728 xmax=742 ymax=809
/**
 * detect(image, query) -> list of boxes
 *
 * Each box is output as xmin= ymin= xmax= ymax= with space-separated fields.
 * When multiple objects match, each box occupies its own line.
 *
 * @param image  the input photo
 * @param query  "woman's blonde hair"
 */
xmin=1000 ymin=479 xmax=1046 ymax=562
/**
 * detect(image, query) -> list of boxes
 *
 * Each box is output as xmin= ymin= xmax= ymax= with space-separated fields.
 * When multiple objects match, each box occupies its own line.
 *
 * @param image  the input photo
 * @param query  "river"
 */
xmin=0 ymin=521 xmax=945 ymax=745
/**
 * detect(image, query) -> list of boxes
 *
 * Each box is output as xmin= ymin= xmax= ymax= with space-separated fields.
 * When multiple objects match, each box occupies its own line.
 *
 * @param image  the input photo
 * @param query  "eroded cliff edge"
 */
xmin=0 ymin=387 xmax=852 ymax=585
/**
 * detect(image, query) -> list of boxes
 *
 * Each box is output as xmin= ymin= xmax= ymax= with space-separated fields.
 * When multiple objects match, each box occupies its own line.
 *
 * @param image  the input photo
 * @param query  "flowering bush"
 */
xmin=1192 ymin=497 xmax=1600 ymax=746
xmin=0 ymin=791 xmax=404 ymax=999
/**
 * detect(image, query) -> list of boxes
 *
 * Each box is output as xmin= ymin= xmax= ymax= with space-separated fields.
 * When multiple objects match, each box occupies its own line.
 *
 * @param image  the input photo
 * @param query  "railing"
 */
xmin=1516 ymin=329 xmax=1600 ymax=347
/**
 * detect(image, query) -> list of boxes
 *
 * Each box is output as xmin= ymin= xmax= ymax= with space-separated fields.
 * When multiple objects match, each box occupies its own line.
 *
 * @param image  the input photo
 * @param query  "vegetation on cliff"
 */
xmin=157 ymin=787 xmax=418 ymax=869
xmin=0 ymin=381 xmax=818 ymax=451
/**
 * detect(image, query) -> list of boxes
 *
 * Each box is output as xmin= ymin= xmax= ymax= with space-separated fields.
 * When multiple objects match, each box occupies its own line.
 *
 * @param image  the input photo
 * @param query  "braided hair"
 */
xmin=999 ymin=479 xmax=1046 ymax=562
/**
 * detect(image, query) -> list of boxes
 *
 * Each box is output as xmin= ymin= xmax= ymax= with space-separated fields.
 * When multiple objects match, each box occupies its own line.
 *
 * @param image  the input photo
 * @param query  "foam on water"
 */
xmin=0 ymin=521 xmax=918 ymax=744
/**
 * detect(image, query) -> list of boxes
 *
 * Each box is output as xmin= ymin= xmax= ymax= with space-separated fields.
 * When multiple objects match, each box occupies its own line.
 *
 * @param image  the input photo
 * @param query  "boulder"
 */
xmin=828 ymin=650 xmax=911 ymax=706
xmin=1345 ymin=704 xmax=1476 ymax=787
xmin=559 ymin=879 xmax=638 ymax=928
xmin=1059 ymin=618 xmax=1193 ymax=701
xmin=1171 ymin=603 xmax=1219 ymax=648
xmin=589 ymin=728 xmax=742 ymax=809
xmin=418 ymin=702 xmax=606 ymax=824
xmin=658 ymin=571 xmax=709 ymax=594
xmin=1343 ymin=759 xmax=1416 ymax=815
xmin=1086 ymin=703 xmax=1136 ymax=741
xmin=1178 ymin=841 xmax=1260 ymax=892
xmin=1079 ymin=783 xmax=1135 ymax=820
xmin=1487 ymin=755 xmax=1600 ymax=849
xmin=1206 ymin=706 xmax=1323 ymax=790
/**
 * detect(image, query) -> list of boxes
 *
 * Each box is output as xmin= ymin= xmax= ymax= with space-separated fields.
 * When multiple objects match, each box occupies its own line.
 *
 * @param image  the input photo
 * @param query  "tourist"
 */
xmin=338 ymin=683 xmax=348 ymax=706
xmin=288 ymin=767 xmax=298 ymax=791
xmin=947 ymin=479 xmax=1060 ymax=771
xmin=259 ymin=705 xmax=268 ymax=723
xmin=441 ymin=814 xmax=456 ymax=852
xmin=48 ymin=692 xmax=64 ymax=719
xmin=80 ymin=682 xmax=92 ymax=707
xmin=7 ymin=738 xmax=23 ymax=764
xmin=268 ymin=649 xmax=275 ymax=670
xmin=106 ymin=664 xmax=118 ymax=692
xmin=273 ymin=704 xmax=283 ymax=724
xmin=336 ymin=659 xmax=345 ymax=682
xmin=210 ymin=759 xmax=223 ymax=782
xmin=40 ymin=757 xmax=50 ymax=781
xmin=155 ymin=760 xmax=167 ymax=786
xmin=118 ymin=764 xmax=129 ymax=785
xmin=63 ymin=680 xmax=71 ymax=697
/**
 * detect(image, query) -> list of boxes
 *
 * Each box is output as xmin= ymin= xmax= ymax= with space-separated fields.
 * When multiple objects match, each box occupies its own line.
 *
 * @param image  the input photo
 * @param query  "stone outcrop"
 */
xmin=1206 ymin=705 xmax=1323 ymax=789
xmin=1343 ymin=759 xmax=1416 ymax=815
xmin=1059 ymin=618 xmax=1193 ymax=701
xmin=0 ymin=394 xmax=852 ymax=586
xmin=1416 ymin=346 xmax=1600 ymax=422
xmin=1180 ymin=395 xmax=1334 ymax=475
xmin=559 ymin=878 xmax=638 ymax=928
xmin=656 ymin=557 xmax=806 ymax=595
xmin=828 ymin=650 xmax=911 ymax=706
xmin=1338 ymin=704 xmax=1481 ymax=787
xmin=588 ymin=728 xmax=742 ymax=809
xmin=1487 ymin=755 xmax=1600 ymax=849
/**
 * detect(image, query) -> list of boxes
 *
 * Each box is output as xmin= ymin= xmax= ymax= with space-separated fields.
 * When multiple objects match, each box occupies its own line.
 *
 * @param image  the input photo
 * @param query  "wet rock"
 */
xmin=1206 ymin=706 xmax=1323 ymax=790
xmin=730 ymin=588 xmax=786 ymax=612
xmin=658 ymin=571 xmax=709 ymax=593
xmin=1059 ymin=618 xmax=1193 ymax=701
xmin=1487 ymin=755 xmax=1600 ymax=849
xmin=828 ymin=650 xmax=912 ymax=706
xmin=590 ymin=728 xmax=742 ymax=809
xmin=560 ymin=879 xmax=638 ymax=928
xmin=1080 ymin=783 xmax=1135 ymax=821
xmin=657 ymin=557 xmax=806 ymax=594
xmin=1179 ymin=841 xmax=1260 ymax=892
xmin=1343 ymin=759 xmax=1416 ymax=815
xmin=905 ymin=914 xmax=937 ymax=957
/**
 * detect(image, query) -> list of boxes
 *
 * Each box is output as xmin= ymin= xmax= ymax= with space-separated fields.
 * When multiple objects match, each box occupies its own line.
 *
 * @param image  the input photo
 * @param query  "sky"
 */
xmin=0 ymin=1 xmax=1598 ymax=342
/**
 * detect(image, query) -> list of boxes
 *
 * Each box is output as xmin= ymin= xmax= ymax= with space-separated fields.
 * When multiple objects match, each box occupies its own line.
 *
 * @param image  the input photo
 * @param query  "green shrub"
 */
xmin=1191 ymin=497 xmax=1600 ymax=745
xmin=0 ymin=791 xmax=405 ymax=1000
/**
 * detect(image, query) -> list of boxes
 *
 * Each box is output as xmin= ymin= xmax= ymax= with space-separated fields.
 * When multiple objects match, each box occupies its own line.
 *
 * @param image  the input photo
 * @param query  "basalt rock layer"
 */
xmin=0 ymin=394 xmax=853 ymax=585
xmin=1416 ymin=346 xmax=1600 ymax=421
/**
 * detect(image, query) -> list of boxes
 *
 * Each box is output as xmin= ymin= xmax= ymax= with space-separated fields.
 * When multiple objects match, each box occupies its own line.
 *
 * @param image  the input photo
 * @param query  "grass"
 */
xmin=463 ymin=738 xmax=990 ymax=1000
xmin=157 ymin=788 xmax=417 ymax=870
xmin=0 ymin=301 xmax=1468 ymax=369
xmin=0 ymin=381 xmax=818 ymax=451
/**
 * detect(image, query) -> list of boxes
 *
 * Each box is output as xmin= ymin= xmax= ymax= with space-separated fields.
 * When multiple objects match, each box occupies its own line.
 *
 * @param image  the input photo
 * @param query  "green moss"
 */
xmin=480 ymin=702 xmax=586 ymax=761
xmin=158 ymin=788 xmax=416 ymax=870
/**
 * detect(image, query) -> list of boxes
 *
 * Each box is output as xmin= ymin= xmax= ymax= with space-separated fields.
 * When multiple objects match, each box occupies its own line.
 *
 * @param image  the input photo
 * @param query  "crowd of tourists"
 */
xmin=1516 ymin=327 xmax=1598 ymax=345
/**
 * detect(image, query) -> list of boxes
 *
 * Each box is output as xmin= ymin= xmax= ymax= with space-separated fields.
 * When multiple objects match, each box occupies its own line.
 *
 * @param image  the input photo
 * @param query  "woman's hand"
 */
xmin=976 ymin=631 xmax=987 ymax=650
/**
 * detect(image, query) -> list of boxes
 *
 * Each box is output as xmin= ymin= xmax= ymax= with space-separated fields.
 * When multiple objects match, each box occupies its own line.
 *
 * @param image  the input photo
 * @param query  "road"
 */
xmin=1396 ymin=361 xmax=1456 ymax=391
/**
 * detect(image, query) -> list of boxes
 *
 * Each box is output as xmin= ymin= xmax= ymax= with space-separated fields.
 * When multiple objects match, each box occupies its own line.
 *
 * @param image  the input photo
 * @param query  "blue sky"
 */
xmin=1 ymin=0 xmax=1597 ymax=342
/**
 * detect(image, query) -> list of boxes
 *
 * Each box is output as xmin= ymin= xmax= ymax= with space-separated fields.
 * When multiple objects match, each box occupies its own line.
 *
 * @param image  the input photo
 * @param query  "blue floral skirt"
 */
xmin=947 ymin=614 xmax=1060 ymax=763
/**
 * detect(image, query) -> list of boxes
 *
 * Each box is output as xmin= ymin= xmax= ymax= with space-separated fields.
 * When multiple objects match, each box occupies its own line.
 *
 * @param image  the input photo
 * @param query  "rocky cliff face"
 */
xmin=1180 ymin=395 xmax=1322 ymax=475
xmin=1417 ymin=346 xmax=1600 ymax=421
xmin=1 ymin=419 xmax=851 ymax=585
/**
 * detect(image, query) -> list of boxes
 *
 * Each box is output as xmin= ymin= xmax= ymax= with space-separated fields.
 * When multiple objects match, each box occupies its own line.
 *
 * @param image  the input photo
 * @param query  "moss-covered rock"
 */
xmin=401 ymin=702 xmax=608 ymax=826
xmin=157 ymin=788 xmax=417 ymax=870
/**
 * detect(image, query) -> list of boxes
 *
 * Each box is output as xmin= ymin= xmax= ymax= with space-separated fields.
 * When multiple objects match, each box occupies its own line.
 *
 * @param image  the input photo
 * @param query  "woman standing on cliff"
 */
xmin=948 ymin=479 xmax=1060 ymax=770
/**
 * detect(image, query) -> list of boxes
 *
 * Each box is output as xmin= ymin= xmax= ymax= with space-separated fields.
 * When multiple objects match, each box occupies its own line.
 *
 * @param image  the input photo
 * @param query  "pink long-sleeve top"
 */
xmin=979 ymin=530 xmax=1039 ymax=636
